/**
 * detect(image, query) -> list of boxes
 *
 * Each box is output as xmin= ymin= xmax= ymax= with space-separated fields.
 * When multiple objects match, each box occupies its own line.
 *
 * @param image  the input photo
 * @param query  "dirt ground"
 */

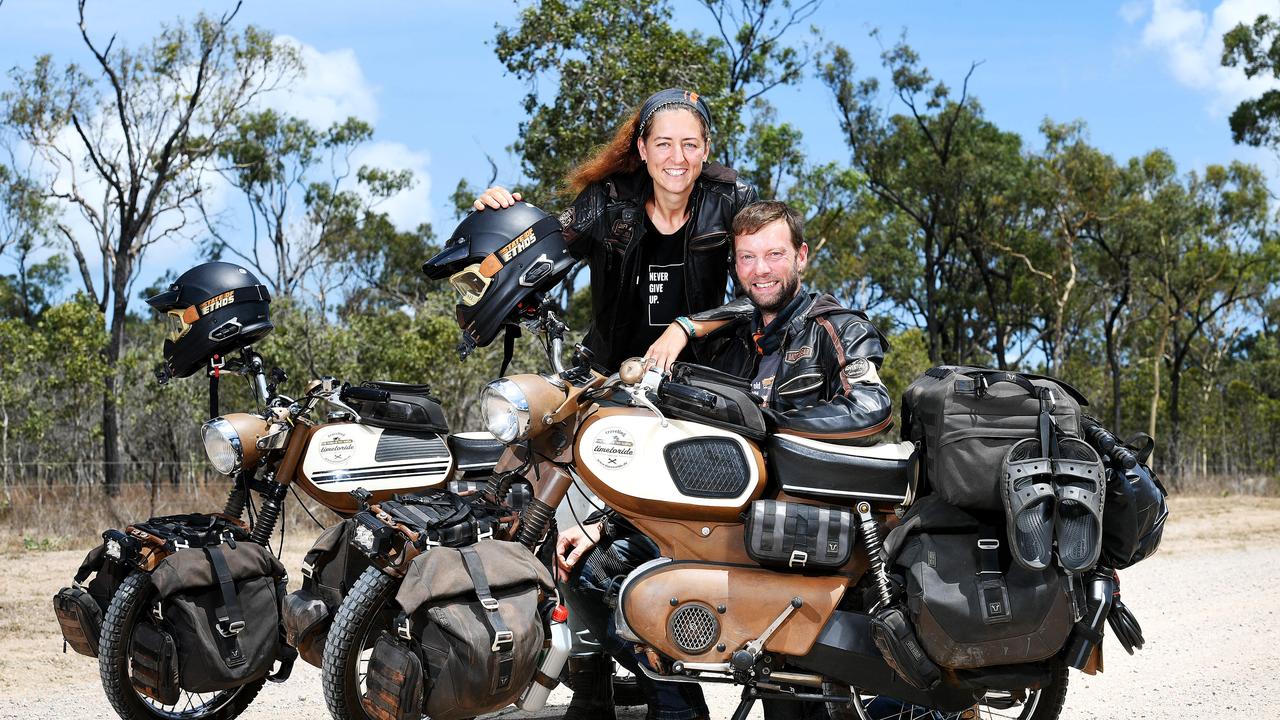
xmin=2 ymin=495 xmax=1277 ymax=720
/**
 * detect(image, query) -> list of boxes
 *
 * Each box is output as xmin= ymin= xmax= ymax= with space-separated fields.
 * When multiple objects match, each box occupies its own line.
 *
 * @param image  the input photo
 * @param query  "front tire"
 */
xmin=321 ymin=565 xmax=399 ymax=720
xmin=99 ymin=570 xmax=264 ymax=720
xmin=826 ymin=662 xmax=1069 ymax=720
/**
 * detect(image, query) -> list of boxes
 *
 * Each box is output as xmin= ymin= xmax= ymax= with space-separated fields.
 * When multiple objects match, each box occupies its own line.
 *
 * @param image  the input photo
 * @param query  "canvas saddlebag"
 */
xmin=744 ymin=500 xmax=855 ymax=571
xmin=53 ymin=542 xmax=126 ymax=657
xmin=147 ymin=540 xmax=289 ymax=693
xmin=282 ymin=519 xmax=370 ymax=667
xmin=346 ymin=381 xmax=449 ymax=433
xmin=901 ymin=366 xmax=1088 ymax=511
xmin=362 ymin=541 xmax=554 ymax=720
xmin=661 ymin=362 xmax=769 ymax=441
xmin=884 ymin=496 xmax=1073 ymax=670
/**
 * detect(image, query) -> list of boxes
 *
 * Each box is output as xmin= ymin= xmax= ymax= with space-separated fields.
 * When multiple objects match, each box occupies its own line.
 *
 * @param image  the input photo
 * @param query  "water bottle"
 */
xmin=517 ymin=603 xmax=572 ymax=711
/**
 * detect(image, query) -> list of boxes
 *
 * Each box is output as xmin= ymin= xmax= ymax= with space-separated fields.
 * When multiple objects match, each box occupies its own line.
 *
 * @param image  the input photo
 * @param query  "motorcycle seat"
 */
xmin=767 ymin=436 xmax=917 ymax=507
xmin=447 ymin=432 xmax=506 ymax=476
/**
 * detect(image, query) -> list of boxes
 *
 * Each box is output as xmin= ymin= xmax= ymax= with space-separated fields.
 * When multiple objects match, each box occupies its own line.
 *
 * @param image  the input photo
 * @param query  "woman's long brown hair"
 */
xmin=563 ymin=106 xmax=708 ymax=197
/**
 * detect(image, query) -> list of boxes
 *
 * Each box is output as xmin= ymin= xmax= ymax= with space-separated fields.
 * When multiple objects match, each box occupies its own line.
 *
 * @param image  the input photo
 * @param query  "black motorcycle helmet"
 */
xmin=146 ymin=261 xmax=273 ymax=379
xmin=423 ymin=203 xmax=575 ymax=356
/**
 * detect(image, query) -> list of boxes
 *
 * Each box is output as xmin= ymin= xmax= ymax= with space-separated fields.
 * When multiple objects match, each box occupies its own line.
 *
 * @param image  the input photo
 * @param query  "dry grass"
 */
xmin=0 ymin=479 xmax=341 ymax=553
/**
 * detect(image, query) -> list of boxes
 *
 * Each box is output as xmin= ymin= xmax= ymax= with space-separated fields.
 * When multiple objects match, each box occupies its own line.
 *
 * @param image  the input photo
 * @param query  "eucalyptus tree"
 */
xmin=0 ymin=1 xmax=300 ymax=493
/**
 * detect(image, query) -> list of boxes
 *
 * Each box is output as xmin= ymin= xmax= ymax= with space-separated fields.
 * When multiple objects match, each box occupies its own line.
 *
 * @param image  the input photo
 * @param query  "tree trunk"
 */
xmin=101 ymin=261 xmax=130 ymax=496
xmin=1147 ymin=321 xmax=1169 ymax=466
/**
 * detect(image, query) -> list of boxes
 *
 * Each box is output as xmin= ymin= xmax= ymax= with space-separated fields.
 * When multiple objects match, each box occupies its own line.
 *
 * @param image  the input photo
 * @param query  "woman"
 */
xmin=474 ymin=87 xmax=758 ymax=372
xmin=477 ymin=89 xmax=758 ymax=720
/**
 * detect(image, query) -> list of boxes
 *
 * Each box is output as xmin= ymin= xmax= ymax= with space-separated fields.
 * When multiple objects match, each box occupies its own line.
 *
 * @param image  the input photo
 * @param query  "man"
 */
xmin=557 ymin=200 xmax=893 ymax=720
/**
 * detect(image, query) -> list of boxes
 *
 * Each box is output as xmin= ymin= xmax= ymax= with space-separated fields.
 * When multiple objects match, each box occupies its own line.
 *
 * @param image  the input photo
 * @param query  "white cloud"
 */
xmin=1140 ymin=0 xmax=1280 ymax=114
xmin=1119 ymin=1 xmax=1149 ymax=25
xmin=265 ymin=35 xmax=380 ymax=127
xmin=351 ymin=142 xmax=434 ymax=229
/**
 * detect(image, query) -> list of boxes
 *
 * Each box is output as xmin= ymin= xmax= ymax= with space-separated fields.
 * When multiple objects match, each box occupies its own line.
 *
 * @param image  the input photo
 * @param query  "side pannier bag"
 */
xmin=53 ymin=543 xmax=125 ymax=657
xmin=364 ymin=541 xmax=554 ymax=720
xmin=744 ymin=500 xmax=854 ymax=570
xmin=282 ymin=519 xmax=370 ymax=667
xmin=149 ymin=541 xmax=288 ymax=692
xmin=901 ymin=366 xmax=1088 ymax=511
xmin=884 ymin=496 xmax=1073 ymax=669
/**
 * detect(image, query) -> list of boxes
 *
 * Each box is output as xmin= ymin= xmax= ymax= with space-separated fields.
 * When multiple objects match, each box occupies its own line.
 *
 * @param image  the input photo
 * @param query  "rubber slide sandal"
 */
xmin=1053 ymin=437 xmax=1105 ymax=572
xmin=1001 ymin=438 xmax=1056 ymax=571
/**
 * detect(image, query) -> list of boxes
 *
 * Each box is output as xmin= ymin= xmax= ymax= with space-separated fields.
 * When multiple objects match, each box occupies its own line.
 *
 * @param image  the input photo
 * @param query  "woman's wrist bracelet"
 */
xmin=675 ymin=316 xmax=697 ymax=338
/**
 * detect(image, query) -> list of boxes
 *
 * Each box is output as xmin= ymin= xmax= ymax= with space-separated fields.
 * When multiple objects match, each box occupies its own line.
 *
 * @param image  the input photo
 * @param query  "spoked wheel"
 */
xmin=321 ymin=565 xmax=399 ymax=720
xmin=99 ymin=571 xmax=264 ymax=720
xmin=825 ymin=663 xmax=1068 ymax=720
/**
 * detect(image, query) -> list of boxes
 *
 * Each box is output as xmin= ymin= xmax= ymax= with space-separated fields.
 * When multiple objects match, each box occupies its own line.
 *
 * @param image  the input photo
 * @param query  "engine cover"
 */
xmin=618 ymin=561 xmax=849 ymax=663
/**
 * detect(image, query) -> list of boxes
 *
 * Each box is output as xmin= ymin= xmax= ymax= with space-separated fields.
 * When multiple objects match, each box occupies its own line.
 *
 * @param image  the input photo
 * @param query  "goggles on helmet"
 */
xmin=449 ymin=264 xmax=492 ymax=306
xmin=164 ymin=306 xmax=200 ymax=342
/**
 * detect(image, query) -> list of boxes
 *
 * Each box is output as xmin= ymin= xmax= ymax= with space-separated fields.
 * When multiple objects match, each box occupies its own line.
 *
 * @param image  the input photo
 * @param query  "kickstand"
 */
xmin=730 ymin=686 xmax=758 ymax=720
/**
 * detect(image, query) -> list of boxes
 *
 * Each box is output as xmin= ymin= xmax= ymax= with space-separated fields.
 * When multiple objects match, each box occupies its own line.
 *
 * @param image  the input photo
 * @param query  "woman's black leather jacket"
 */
xmin=558 ymin=162 xmax=758 ymax=370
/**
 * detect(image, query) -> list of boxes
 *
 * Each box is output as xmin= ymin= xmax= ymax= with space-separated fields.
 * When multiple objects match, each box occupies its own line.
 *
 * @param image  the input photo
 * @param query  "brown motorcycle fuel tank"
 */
xmin=575 ymin=408 xmax=767 ymax=522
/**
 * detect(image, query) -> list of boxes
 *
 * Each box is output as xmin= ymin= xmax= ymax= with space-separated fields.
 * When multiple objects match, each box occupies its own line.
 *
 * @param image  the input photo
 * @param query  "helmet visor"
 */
xmin=449 ymin=264 xmax=492 ymax=307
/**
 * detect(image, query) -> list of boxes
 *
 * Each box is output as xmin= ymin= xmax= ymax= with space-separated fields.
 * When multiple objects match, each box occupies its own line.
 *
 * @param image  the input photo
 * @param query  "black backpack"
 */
xmin=901 ymin=366 xmax=1088 ymax=511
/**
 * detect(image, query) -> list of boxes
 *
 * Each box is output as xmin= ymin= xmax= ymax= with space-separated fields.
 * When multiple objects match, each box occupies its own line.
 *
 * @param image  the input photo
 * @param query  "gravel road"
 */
xmin=2 ymin=496 xmax=1277 ymax=720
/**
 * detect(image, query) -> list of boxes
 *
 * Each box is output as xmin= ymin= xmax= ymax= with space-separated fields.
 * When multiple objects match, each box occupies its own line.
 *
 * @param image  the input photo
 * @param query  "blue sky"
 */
xmin=2 ymin=0 xmax=1278 ymax=300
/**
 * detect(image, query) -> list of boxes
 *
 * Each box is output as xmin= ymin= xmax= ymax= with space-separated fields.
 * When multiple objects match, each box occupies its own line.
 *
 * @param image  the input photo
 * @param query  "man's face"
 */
xmin=733 ymin=219 xmax=808 ymax=314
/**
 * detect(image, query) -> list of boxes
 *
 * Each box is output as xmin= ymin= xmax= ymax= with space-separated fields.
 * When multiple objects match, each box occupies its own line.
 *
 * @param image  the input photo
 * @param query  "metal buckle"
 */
xmin=300 ymin=561 xmax=314 ymax=579
xmin=977 ymin=539 xmax=1000 ymax=550
xmin=173 ymin=538 xmax=190 ymax=550
xmin=788 ymin=550 xmax=808 ymax=568
xmin=491 ymin=630 xmax=514 ymax=652
xmin=397 ymin=617 xmax=413 ymax=641
xmin=477 ymin=527 xmax=493 ymax=541
xmin=218 ymin=620 xmax=245 ymax=637
xmin=151 ymin=601 xmax=164 ymax=623
xmin=480 ymin=597 xmax=501 ymax=611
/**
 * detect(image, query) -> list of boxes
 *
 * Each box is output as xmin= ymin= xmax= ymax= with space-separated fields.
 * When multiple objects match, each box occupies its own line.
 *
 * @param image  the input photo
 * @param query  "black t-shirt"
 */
xmin=618 ymin=216 xmax=687 ymax=359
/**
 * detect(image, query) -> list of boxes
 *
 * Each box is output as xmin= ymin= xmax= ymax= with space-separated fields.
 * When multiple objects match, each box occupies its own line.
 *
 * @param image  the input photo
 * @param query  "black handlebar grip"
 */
xmin=662 ymin=382 xmax=717 ymax=408
xmin=342 ymin=385 xmax=391 ymax=403
xmin=1082 ymin=417 xmax=1137 ymax=469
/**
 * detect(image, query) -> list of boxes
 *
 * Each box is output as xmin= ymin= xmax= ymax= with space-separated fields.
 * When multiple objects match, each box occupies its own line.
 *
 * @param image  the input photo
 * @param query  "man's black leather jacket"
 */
xmin=558 ymin=162 xmax=758 ymax=370
xmin=691 ymin=292 xmax=893 ymax=443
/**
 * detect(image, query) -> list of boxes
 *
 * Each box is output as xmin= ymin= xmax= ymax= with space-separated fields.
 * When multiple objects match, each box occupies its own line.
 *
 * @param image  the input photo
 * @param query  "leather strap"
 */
xmin=205 ymin=545 xmax=247 ymax=668
xmin=459 ymin=545 xmax=515 ymax=692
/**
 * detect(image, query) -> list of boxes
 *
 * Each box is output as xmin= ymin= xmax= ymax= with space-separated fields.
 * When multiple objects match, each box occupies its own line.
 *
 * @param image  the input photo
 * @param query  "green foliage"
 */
xmin=1222 ymin=14 xmax=1280 ymax=150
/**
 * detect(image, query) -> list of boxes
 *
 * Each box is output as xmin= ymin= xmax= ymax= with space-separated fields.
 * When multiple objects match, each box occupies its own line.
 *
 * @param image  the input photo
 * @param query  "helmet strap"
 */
xmin=207 ymin=356 xmax=222 ymax=419
xmin=499 ymin=325 xmax=522 ymax=377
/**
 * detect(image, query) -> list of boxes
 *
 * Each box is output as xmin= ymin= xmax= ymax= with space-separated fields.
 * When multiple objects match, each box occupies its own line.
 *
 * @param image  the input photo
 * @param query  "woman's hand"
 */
xmin=554 ymin=521 xmax=604 ymax=582
xmin=644 ymin=322 xmax=691 ymax=373
xmin=473 ymin=186 xmax=523 ymax=211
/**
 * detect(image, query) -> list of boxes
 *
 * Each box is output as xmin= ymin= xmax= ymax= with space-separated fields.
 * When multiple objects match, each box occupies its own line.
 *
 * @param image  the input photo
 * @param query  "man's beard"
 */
xmin=750 ymin=268 xmax=802 ymax=315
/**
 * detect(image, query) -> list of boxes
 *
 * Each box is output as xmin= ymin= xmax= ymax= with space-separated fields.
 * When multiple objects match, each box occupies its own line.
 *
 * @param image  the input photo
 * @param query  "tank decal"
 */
xmin=301 ymin=422 xmax=452 ymax=493
xmin=311 ymin=460 xmax=452 ymax=485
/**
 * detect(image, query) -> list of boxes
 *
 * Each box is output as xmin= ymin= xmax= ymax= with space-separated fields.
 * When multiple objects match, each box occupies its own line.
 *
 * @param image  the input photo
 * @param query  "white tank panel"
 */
xmin=578 ymin=415 xmax=759 ymax=507
xmin=301 ymin=423 xmax=452 ymax=493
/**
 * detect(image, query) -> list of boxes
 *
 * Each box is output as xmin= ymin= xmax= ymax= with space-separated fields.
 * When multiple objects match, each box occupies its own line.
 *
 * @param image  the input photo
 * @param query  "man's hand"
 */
xmin=473 ymin=185 xmax=523 ymax=211
xmin=555 ymin=521 xmax=604 ymax=581
xmin=644 ymin=322 xmax=691 ymax=373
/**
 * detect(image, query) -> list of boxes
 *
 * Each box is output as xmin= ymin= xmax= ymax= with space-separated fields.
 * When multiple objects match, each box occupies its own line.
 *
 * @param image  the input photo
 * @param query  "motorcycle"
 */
xmin=324 ymin=303 xmax=1074 ymax=720
xmin=69 ymin=342 xmax=505 ymax=720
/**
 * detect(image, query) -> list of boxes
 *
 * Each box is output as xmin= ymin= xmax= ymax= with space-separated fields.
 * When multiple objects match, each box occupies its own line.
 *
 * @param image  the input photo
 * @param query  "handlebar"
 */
xmin=341 ymin=385 xmax=392 ymax=404
xmin=1081 ymin=417 xmax=1137 ymax=470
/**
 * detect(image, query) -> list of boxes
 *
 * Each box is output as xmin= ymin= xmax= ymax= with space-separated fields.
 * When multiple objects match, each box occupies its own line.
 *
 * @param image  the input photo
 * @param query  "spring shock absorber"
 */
xmin=855 ymin=501 xmax=894 ymax=610
xmin=516 ymin=498 xmax=555 ymax=549
xmin=250 ymin=496 xmax=282 ymax=545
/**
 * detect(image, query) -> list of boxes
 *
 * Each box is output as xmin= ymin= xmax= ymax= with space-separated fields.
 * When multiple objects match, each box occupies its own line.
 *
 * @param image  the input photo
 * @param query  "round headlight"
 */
xmin=482 ymin=379 xmax=531 ymax=443
xmin=201 ymin=418 xmax=243 ymax=475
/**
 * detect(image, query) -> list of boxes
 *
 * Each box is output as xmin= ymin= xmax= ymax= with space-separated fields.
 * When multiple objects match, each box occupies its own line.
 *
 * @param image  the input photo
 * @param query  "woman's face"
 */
xmin=637 ymin=108 xmax=709 ymax=198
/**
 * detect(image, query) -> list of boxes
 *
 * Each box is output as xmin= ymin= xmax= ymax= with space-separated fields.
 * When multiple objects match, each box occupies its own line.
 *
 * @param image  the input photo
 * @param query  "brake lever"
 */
xmin=626 ymin=368 xmax=668 ymax=427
